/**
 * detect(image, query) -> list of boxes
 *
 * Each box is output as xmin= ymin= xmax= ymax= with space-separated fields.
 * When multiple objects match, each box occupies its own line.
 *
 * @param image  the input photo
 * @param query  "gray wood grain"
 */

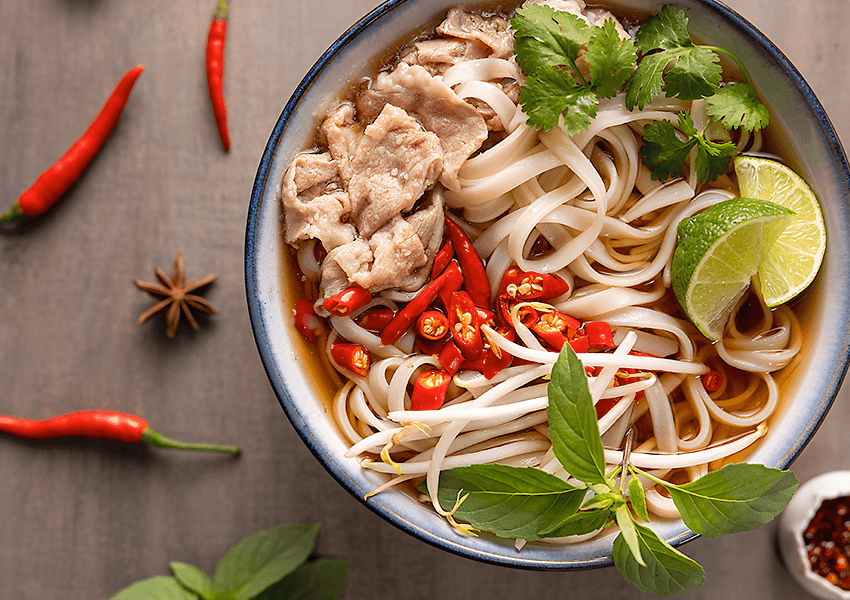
xmin=0 ymin=1 xmax=846 ymax=598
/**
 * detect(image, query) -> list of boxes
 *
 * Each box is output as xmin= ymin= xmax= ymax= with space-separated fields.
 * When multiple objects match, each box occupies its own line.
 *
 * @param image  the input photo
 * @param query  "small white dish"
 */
xmin=778 ymin=471 xmax=850 ymax=599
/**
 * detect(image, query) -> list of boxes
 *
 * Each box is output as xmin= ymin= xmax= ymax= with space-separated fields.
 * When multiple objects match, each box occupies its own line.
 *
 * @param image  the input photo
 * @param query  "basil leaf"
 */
xmin=548 ymin=345 xmax=607 ymax=484
xmin=628 ymin=477 xmax=650 ymax=523
xmin=252 ymin=558 xmax=350 ymax=600
xmin=613 ymin=523 xmax=705 ymax=596
xmin=663 ymin=463 xmax=798 ymax=537
xmin=580 ymin=491 xmax=619 ymax=511
xmin=540 ymin=508 xmax=611 ymax=538
xmin=426 ymin=464 xmax=585 ymax=541
xmin=213 ymin=523 xmax=319 ymax=599
xmin=170 ymin=563 xmax=214 ymax=600
xmin=615 ymin=505 xmax=645 ymax=566
xmin=110 ymin=576 xmax=199 ymax=600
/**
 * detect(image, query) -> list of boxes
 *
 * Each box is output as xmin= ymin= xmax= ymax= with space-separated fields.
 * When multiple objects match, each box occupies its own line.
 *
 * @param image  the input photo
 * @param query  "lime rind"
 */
xmin=671 ymin=197 xmax=794 ymax=341
xmin=734 ymin=156 xmax=826 ymax=307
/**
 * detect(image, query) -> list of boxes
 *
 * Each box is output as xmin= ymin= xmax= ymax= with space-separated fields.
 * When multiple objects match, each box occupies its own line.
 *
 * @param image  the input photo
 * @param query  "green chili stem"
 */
xmin=213 ymin=0 xmax=229 ymax=20
xmin=0 ymin=203 xmax=24 ymax=224
xmin=141 ymin=427 xmax=240 ymax=454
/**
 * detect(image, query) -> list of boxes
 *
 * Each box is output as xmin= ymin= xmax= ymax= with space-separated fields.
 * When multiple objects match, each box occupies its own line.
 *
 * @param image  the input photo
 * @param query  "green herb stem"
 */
xmin=703 ymin=45 xmax=755 ymax=86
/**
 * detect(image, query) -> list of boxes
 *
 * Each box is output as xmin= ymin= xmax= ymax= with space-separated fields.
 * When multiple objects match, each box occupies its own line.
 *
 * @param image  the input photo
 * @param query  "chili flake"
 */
xmin=804 ymin=495 xmax=850 ymax=590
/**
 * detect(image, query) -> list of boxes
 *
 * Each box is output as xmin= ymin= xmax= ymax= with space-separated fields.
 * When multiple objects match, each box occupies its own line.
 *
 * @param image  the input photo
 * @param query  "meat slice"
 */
xmin=280 ymin=152 xmax=356 ymax=250
xmin=321 ymin=103 xmax=361 ymax=183
xmin=436 ymin=7 xmax=513 ymax=60
xmin=318 ymin=217 xmax=429 ymax=301
xmin=400 ymin=38 xmax=489 ymax=76
xmin=357 ymin=64 xmax=487 ymax=192
xmin=347 ymin=103 xmax=443 ymax=237
xmin=399 ymin=188 xmax=445 ymax=290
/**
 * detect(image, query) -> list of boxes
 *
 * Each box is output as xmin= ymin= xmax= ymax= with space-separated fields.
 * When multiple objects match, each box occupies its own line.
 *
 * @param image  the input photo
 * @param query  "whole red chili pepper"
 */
xmin=293 ymin=296 xmax=323 ymax=342
xmin=357 ymin=306 xmax=394 ymax=332
xmin=0 ymin=410 xmax=239 ymax=453
xmin=431 ymin=239 xmax=454 ymax=278
xmin=0 ymin=65 xmax=145 ymax=224
xmin=410 ymin=369 xmax=452 ymax=410
xmin=701 ymin=370 xmax=724 ymax=392
xmin=444 ymin=218 xmax=491 ymax=308
xmin=206 ymin=0 xmax=231 ymax=151
xmin=416 ymin=310 xmax=449 ymax=341
xmin=381 ymin=262 xmax=461 ymax=345
xmin=448 ymin=290 xmax=483 ymax=360
xmin=322 ymin=286 xmax=372 ymax=317
xmin=331 ymin=342 xmax=371 ymax=376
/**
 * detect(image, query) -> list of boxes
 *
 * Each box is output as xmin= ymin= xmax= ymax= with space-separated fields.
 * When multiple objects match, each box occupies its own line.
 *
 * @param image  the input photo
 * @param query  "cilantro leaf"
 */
xmin=512 ymin=3 xmax=590 ymax=76
xmin=640 ymin=113 xmax=736 ymax=182
xmin=640 ymin=118 xmax=697 ymax=181
xmin=693 ymin=134 xmax=737 ymax=183
xmin=586 ymin=19 xmax=637 ymax=98
xmin=512 ymin=4 xmax=635 ymax=133
xmin=613 ymin=522 xmax=705 ymax=596
xmin=519 ymin=69 xmax=597 ymax=133
xmin=705 ymin=81 xmax=770 ymax=131
xmin=626 ymin=4 xmax=722 ymax=109
xmin=634 ymin=4 xmax=692 ymax=53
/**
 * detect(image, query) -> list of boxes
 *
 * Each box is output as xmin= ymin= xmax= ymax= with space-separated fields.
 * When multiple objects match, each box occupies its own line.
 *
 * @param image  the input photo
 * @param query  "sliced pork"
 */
xmin=436 ymin=7 xmax=513 ymax=60
xmin=347 ymin=103 xmax=443 ymax=237
xmin=280 ymin=152 xmax=356 ymax=250
xmin=357 ymin=63 xmax=488 ymax=191
xmin=400 ymin=38 xmax=489 ymax=76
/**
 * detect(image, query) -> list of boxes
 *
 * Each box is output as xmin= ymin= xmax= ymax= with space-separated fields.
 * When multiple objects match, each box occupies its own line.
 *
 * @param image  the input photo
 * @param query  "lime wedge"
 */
xmin=671 ymin=197 xmax=794 ymax=341
xmin=734 ymin=156 xmax=826 ymax=307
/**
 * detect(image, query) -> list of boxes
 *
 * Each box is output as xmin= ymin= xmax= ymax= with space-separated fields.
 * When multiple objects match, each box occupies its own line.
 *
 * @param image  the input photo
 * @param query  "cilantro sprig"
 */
xmin=428 ymin=346 xmax=797 ymax=596
xmin=511 ymin=3 xmax=771 ymax=184
xmin=512 ymin=4 xmax=635 ymax=133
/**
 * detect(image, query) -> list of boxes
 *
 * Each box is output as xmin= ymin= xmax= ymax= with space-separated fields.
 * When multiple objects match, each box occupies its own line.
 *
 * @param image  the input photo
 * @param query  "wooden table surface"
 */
xmin=1 ymin=1 xmax=847 ymax=598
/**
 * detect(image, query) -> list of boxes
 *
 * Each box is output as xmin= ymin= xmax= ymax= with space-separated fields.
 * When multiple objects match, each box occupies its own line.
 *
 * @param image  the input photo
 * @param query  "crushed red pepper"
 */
xmin=804 ymin=495 xmax=850 ymax=590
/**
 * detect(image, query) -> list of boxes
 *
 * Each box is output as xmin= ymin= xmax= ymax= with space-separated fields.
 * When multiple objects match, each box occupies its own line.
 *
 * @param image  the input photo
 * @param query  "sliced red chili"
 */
xmin=475 ymin=306 xmax=497 ymax=328
xmin=381 ymin=261 xmax=461 ymax=345
xmin=448 ymin=290 xmax=483 ymax=360
xmin=569 ymin=335 xmax=589 ymax=353
xmin=466 ymin=326 xmax=515 ymax=380
xmin=498 ymin=266 xmax=571 ymax=301
xmin=701 ymin=370 xmax=723 ymax=392
xmin=595 ymin=398 xmax=619 ymax=419
xmin=357 ymin=306 xmax=394 ymax=332
xmin=322 ymin=286 xmax=372 ymax=317
xmin=431 ymin=239 xmax=454 ymax=278
xmin=331 ymin=342 xmax=371 ymax=377
xmin=410 ymin=369 xmax=452 ymax=411
xmin=444 ymin=217 xmax=491 ymax=307
xmin=437 ymin=261 xmax=465 ymax=308
xmin=416 ymin=336 xmax=446 ymax=357
xmin=417 ymin=310 xmax=449 ymax=341
xmin=586 ymin=320 xmax=615 ymax=350
xmin=293 ymin=297 xmax=323 ymax=342
xmin=438 ymin=340 xmax=465 ymax=376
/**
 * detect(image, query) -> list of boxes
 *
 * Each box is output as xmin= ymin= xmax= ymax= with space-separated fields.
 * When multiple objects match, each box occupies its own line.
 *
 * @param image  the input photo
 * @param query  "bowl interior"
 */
xmin=246 ymin=0 xmax=850 ymax=568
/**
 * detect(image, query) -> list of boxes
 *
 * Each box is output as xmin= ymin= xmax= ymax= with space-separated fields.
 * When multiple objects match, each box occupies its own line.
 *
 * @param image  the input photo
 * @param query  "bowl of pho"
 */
xmin=246 ymin=0 xmax=850 ymax=589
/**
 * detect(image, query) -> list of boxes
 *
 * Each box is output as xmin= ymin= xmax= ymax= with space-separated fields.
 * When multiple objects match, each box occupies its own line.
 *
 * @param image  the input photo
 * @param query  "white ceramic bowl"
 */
xmin=246 ymin=0 xmax=850 ymax=568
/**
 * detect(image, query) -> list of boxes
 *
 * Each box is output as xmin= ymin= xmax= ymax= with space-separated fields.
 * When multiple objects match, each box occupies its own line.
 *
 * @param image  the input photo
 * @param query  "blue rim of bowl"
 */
xmin=246 ymin=0 xmax=850 ymax=569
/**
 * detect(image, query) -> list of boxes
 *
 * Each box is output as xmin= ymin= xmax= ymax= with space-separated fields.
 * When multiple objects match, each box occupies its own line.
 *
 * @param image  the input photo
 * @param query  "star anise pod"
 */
xmin=134 ymin=251 xmax=219 ymax=338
